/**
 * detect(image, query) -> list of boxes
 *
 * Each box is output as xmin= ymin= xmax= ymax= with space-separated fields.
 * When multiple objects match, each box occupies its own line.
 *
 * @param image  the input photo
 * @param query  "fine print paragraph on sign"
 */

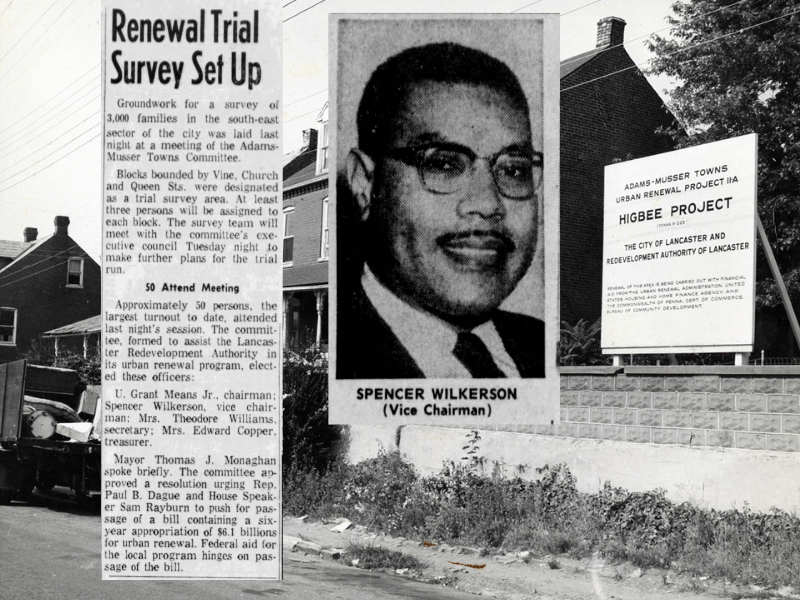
xmin=101 ymin=1 xmax=283 ymax=580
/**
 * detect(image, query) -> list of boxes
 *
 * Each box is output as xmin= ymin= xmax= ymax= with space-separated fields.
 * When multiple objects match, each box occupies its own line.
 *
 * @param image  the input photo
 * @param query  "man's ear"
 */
xmin=346 ymin=149 xmax=375 ymax=222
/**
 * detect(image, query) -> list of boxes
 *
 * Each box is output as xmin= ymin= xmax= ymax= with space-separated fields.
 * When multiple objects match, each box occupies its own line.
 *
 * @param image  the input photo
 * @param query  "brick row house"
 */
xmin=282 ymin=103 xmax=330 ymax=351
xmin=559 ymin=16 xmax=674 ymax=324
xmin=0 ymin=216 xmax=101 ymax=363
xmin=283 ymin=18 xmax=676 ymax=351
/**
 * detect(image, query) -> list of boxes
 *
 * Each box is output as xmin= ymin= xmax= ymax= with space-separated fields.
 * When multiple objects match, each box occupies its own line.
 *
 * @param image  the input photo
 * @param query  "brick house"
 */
xmin=286 ymin=17 xmax=676 ymax=350
xmin=559 ymin=16 xmax=675 ymax=324
xmin=282 ymin=103 xmax=330 ymax=351
xmin=0 ymin=216 xmax=101 ymax=363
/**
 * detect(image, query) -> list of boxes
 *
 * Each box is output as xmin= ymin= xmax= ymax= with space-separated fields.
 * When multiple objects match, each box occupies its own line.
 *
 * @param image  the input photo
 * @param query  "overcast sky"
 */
xmin=0 ymin=0 xmax=677 ymax=262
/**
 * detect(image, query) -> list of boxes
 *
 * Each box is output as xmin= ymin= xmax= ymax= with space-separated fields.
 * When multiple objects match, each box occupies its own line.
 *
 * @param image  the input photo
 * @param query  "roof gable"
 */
xmin=43 ymin=314 xmax=101 ymax=336
xmin=284 ymin=156 xmax=319 ymax=188
xmin=0 ymin=239 xmax=33 ymax=260
xmin=0 ymin=233 xmax=98 ymax=277
xmin=560 ymin=47 xmax=606 ymax=80
xmin=283 ymin=143 xmax=318 ymax=182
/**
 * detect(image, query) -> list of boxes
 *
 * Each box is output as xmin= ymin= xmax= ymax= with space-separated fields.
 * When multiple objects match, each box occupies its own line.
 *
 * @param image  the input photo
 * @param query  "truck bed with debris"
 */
xmin=0 ymin=360 xmax=101 ymax=504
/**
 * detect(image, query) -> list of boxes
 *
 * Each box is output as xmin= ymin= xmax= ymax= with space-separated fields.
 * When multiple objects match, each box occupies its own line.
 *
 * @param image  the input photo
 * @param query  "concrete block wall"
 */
xmin=348 ymin=365 xmax=800 ymax=510
xmin=540 ymin=366 xmax=800 ymax=452
xmin=348 ymin=366 xmax=800 ymax=511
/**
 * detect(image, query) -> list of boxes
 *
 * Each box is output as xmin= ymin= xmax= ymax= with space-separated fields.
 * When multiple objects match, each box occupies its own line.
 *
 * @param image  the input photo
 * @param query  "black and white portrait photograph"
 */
xmin=333 ymin=16 xmax=558 ymax=383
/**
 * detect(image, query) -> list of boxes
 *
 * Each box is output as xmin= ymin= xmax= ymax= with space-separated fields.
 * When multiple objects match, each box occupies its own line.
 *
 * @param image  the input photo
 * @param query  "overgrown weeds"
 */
xmin=341 ymin=541 xmax=426 ymax=573
xmin=284 ymin=449 xmax=800 ymax=591
xmin=282 ymin=358 xmax=800 ymax=593
xmin=23 ymin=337 xmax=101 ymax=385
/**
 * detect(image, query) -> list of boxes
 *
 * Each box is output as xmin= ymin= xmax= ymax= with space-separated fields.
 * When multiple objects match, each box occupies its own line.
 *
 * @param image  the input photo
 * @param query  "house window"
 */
xmin=319 ymin=197 xmax=329 ymax=260
xmin=67 ymin=257 xmax=84 ymax=287
xmin=0 ymin=308 xmax=16 ymax=345
xmin=283 ymin=207 xmax=295 ymax=266
xmin=316 ymin=122 xmax=329 ymax=174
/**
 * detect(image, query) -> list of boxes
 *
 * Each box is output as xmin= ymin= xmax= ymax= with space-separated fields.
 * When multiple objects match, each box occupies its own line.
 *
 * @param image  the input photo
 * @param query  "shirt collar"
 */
xmin=361 ymin=266 xmax=520 ymax=378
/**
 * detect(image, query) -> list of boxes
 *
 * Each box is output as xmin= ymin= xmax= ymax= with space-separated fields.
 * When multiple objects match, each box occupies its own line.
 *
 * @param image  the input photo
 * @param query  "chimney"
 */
xmin=23 ymin=227 xmax=38 ymax=243
xmin=597 ymin=17 xmax=626 ymax=48
xmin=54 ymin=216 xmax=70 ymax=236
xmin=301 ymin=128 xmax=318 ymax=152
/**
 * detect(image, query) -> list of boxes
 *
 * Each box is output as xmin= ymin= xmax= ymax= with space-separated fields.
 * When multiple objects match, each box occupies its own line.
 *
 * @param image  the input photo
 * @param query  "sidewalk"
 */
xmin=282 ymin=515 xmax=766 ymax=600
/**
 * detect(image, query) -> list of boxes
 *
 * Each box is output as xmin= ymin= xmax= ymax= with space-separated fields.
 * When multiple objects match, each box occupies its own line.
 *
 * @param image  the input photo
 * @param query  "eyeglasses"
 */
xmin=384 ymin=143 xmax=543 ymax=199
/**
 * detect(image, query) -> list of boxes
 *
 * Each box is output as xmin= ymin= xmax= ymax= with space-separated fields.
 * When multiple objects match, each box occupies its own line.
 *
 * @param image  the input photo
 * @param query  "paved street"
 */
xmin=0 ymin=491 xmax=475 ymax=600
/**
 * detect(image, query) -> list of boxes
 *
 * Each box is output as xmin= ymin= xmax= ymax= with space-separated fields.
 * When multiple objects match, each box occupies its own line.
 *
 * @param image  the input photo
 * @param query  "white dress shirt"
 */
xmin=361 ymin=267 xmax=520 ymax=378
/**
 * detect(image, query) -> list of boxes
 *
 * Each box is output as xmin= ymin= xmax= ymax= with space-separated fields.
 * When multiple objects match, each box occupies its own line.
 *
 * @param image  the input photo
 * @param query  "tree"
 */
xmin=647 ymin=1 xmax=800 ymax=352
xmin=282 ymin=350 xmax=346 ymax=476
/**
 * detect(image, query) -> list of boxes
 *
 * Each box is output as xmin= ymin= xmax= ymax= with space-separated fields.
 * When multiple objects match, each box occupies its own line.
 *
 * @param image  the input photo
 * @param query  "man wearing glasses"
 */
xmin=338 ymin=42 xmax=545 ymax=379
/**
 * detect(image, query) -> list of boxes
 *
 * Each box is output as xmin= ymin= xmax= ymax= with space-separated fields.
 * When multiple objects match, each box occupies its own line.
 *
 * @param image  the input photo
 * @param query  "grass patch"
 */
xmin=342 ymin=541 xmax=426 ymax=572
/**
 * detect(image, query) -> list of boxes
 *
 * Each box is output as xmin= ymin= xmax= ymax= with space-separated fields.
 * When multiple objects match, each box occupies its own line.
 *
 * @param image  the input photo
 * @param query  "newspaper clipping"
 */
xmin=101 ymin=0 xmax=282 ymax=580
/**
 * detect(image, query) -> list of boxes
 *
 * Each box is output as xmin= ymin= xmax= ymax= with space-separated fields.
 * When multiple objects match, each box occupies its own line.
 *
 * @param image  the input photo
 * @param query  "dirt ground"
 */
xmin=283 ymin=516 xmax=799 ymax=600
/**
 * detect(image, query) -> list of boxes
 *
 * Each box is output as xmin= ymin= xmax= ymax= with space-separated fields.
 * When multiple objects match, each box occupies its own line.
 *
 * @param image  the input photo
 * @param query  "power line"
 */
xmin=0 ymin=0 xmax=59 ymax=63
xmin=0 ymin=96 xmax=100 ymax=166
xmin=279 ymin=0 xmax=644 ymax=124
xmin=0 ymin=232 xmax=105 ymax=287
xmin=0 ymin=85 xmax=100 ymax=156
xmin=0 ymin=0 xmax=77 ymax=81
xmin=0 ymin=131 xmax=99 ymax=194
xmin=284 ymin=145 xmax=321 ymax=162
xmin=512 ymin=0 xmax=545 ymax=13
xmin=561 ymin=5 xmax=800 ymax=93
xmin=285 ymin=88 xmax=327 ymax=108
xmin=0 ymin=63 xmax=97 ymax=138
xmin=0 ymin=121 xmax=99 ymax=184
xmin=0 ymin=0 xmax=14 ymax=20
xmin=0 ymin=84 xmax=100 ymax=156
xmin=0 ymin=110 xmax=98 ymax=175
xmin=0 ymin=257 xmax=75 ymax=290
xmin=0 ymin=0 xmax=92 ymax=88
xmin=282 ymin=0 xmax=764 ymax=130
xmin=0 ymin=0 xmax=34 ymax=35
xmin=562 ymin=0 xmax=606 ymax=18
xmin=559 ymin=0 xmax=749 ymax=70
xmin=0 ymin=243 xmax=82 ymax=282
xmin=284 ymin=106 xmax=322 ymax=124
xmin=2 ymin=0 xmax=336 ymax=231
xmin=0 ymin=195 xmax=103 ymax=225
xmin=514 ymin=0 xmax=606 ymax=16
xmin=284 ymin=0 xmax=327 ymax=23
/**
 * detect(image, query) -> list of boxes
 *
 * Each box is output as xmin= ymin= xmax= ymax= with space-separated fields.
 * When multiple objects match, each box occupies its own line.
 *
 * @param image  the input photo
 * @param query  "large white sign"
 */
xmin=602 ymin=134 xmax=757 ymax=354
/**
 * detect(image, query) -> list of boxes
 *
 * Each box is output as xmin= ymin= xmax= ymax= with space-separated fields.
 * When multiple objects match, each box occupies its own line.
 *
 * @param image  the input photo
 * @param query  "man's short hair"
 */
xmin=356 ymin=42 xmax=530 ymax=159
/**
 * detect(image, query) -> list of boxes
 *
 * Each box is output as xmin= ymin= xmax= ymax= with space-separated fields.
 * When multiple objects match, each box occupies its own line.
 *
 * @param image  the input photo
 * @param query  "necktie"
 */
xmin=453 ymin=331 xmax=506 ymax=378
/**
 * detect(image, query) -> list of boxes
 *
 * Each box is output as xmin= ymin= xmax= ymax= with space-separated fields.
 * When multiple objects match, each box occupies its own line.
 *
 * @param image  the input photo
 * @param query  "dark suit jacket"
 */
xmin=337 ymin=286 xmax=545 ymax=379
